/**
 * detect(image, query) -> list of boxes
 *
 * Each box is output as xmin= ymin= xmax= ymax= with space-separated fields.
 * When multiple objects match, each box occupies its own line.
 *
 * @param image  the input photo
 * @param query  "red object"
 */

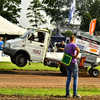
xmin=89 ymin=19 xmax=97 ymax=35
xmin=79 ymin=57 xmax=86 ymax=67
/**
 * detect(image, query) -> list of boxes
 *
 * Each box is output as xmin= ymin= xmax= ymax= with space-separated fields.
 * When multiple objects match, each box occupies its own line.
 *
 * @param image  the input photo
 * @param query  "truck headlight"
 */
xmin=5 ymin=43 xmax=10 ymax=48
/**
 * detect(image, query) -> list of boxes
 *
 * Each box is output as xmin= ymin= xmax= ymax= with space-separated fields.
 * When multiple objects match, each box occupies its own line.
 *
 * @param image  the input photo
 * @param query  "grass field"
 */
xmin=0 ymin=88 xmax=100 ymax=96
xmin=0 ymin=62 xmax=100 ymax=71
xmin=0 ymin=62 xmax=60 ymax=71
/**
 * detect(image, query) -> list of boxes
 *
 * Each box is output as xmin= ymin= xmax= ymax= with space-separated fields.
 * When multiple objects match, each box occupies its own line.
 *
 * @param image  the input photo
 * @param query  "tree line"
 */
xmin=0 ymin=0 xmax=100 ymax=32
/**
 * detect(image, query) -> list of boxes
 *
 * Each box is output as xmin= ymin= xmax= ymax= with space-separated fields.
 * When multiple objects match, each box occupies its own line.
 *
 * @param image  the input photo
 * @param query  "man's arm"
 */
xmin=73 ymin=47 xmax=80 ymax=59
xmin=59 ymin=44 xmax=65 ymax=50
xmin=59 ymin=47 xmax=64 ymax=50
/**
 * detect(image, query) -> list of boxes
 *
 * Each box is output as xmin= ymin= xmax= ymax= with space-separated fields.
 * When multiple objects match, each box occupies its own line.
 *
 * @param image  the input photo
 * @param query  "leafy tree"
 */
xmin=64 ymin=30 xmax=73 ymax=37
xmin=27 ymin=0 xmax=47 ymax=28
xmin=42 ymin=0 xmax=69 ymax=28
xmin=77 ymin=0 xmax=100 ymax=31
xmin=42 ymin=0 xmax=88 ymax=32
xmin=0 ymin=0 xmax=21 ymax=24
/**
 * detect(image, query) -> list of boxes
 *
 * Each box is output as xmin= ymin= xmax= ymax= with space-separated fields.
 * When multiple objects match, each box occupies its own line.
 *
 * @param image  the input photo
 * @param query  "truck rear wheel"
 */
xmin=60 ymin=66 xmax=67 ymax=75
xmin=15 ymin=54 xmax=27 ymax=67
xmin=92 ymin=69 xmax=99 ymax=77
xmin=11 ymin=57 xmax=16 ymax=64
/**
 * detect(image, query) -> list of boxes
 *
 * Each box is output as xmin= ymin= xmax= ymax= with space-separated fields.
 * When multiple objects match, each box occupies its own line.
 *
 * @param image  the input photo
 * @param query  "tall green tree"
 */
xmin=42 ymin=0 xmax=87 ymax=31
xmin=0 ymin=0 xmax=21 ymax=24
xmin=77 ymin=0 xmax=100 ymax=31
xmin=27 ymin=0 xmax=47 ymax=28
xmin=42 ymin=0 xmax=69 ymax=28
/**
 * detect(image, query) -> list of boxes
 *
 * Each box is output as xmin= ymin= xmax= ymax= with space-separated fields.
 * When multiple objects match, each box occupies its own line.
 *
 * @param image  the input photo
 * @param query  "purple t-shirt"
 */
xmin=64 ymin=43 xmax=77 ymax=63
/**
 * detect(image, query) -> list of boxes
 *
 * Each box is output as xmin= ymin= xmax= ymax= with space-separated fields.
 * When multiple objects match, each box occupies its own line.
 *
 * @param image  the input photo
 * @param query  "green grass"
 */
xmin=0 ymin=88 xmax=100 ymax=96
xmin=0 ymin=62 xmax=100 ymax=71
xmin=0 ymin=62 xmax=60 ymax=71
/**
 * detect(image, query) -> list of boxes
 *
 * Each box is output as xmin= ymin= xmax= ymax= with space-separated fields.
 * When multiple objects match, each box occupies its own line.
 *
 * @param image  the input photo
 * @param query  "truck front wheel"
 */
xmin=15 ymin=54 xmax=27 ymax=67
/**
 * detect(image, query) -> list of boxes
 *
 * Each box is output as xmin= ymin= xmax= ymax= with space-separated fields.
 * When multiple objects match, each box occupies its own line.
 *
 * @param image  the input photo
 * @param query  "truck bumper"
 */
xmin=3 ymin=47 xmax=17 ymax=57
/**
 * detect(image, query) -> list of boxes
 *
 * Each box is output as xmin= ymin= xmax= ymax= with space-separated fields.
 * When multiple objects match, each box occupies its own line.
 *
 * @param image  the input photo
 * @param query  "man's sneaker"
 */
xmin=73 ymin=94 xmax=81 ymax=98
xmin=65 ymin=94 xmax=72 ymax=98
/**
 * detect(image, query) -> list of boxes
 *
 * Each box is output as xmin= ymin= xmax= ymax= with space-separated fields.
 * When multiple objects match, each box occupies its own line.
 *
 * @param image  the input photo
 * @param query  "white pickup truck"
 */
xmin=3 ymin=28 xmax=64 ymax=72
xmin=3 ymin=29 xmax=51 ymax=65
xmin=3 ymin=28 xmax=100 ymax=77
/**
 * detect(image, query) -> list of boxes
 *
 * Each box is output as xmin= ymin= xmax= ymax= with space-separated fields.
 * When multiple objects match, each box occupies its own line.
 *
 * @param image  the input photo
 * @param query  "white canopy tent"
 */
xmin=0 ymin=16 xmax=27 ymax=35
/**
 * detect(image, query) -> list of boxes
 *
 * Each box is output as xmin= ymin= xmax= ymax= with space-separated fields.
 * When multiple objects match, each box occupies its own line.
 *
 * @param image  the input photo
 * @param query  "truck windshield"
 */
xmin=20 ymin=29 xmax=35 ymax=39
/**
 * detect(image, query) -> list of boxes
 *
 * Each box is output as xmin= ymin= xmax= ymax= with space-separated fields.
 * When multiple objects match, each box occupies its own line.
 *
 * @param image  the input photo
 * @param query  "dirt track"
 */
xmin=0 ymin=70 xmax=100 ymax=88
xmin=0 ymin=70 xmax=100 ymax=100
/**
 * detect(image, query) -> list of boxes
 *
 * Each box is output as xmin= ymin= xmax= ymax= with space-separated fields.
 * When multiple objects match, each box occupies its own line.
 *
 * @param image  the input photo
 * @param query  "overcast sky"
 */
xmin=18 ymin=0 xmax=31 ymax=29
xmin=18 ymin=0 xmax=52 ymax=29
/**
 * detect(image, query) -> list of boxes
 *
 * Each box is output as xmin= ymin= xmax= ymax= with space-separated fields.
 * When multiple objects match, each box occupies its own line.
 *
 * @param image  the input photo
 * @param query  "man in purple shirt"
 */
xmin=64 ymin=35 xmax=81 ymax=98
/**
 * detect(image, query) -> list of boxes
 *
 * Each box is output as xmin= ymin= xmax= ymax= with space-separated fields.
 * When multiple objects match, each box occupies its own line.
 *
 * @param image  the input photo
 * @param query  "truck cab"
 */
xmin=3 ymin=28 xmax=51 ymax=67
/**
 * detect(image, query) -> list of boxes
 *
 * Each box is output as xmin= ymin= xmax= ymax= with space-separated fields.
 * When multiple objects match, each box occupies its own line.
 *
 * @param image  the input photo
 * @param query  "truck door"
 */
xmin=25 ymin=30 xmax=46 ymax=62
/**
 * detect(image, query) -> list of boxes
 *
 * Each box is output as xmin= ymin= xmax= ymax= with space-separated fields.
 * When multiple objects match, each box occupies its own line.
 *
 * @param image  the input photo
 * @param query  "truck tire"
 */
xmin=15 ymin=54 xmax=27 ymax=67
xmin=10 ymin=57 xmax=16 ymax=64
xmin=88 ymin=68 xmax=93 ymax=76
xmin=92 ymin=69 xmax=99 ymax=77
xmin=60 ymin=66 xmax=67 ymax=75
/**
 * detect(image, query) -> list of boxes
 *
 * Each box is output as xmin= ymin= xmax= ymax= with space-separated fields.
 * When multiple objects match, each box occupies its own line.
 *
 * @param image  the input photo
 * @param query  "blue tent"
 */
xmin=51 ymin=32 xmax=66 ymax=42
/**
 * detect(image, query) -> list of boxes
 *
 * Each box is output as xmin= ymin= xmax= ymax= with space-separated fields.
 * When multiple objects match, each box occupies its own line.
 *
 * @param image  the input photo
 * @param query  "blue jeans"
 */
xmin=66 ymin=63 xmax=78 ymax=95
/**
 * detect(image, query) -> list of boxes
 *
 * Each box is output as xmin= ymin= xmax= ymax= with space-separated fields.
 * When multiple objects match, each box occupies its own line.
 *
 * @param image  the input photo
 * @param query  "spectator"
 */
xmin=56 ymin=42 xmax=59 ymax=48
xmin=0 ymin=37 xmax=4 ymax=50
xmin=57 ymin=41 xmax=65 ymax=52
xmin=64 ymin=35 xmax=81 ymax=98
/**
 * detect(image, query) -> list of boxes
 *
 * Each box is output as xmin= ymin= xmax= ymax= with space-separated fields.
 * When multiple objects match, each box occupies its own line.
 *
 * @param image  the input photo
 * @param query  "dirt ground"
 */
xmin=0 ymin=70 xmax=100 ymax=100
